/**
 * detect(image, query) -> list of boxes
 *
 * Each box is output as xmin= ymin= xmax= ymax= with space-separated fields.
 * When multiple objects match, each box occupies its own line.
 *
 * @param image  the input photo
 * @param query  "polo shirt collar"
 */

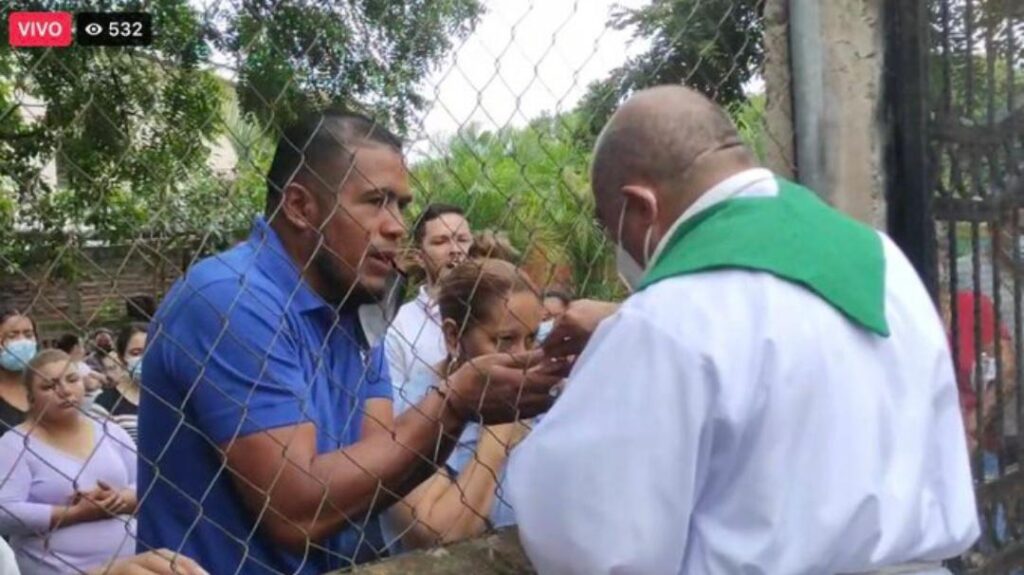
xmin=248 ymin=217 xmax=331 ymax=314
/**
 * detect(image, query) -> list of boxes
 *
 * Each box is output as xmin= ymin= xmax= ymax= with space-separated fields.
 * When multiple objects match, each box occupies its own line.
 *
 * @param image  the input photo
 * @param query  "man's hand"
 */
xmin=89 ymin=549 xmax=208 ymax=575
xmin=445 ymin=349 xmax=568 ymax=423
xmin=542 ymin=299 xmax=620 ymax=359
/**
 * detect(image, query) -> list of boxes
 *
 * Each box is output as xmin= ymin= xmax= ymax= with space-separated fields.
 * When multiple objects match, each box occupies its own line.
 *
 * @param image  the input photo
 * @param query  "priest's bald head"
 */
xmin=591 ymin=85 xmax=757 ymax=276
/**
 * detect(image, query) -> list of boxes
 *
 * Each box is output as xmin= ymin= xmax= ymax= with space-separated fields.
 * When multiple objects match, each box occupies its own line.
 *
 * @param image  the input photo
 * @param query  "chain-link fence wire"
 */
xmin=0 ymin=1 xmax=787 ymax=573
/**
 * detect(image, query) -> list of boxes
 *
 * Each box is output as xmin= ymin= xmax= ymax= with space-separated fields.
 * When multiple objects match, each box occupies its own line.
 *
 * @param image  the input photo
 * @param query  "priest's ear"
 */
xmin=442 ymin=318 xmax=461 ymax=359
xmin=620 ymin=185 xmax=660 ymax=227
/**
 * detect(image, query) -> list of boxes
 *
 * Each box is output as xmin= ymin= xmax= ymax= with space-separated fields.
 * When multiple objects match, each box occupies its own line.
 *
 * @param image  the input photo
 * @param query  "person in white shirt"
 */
xmin=386 ymin=203 xmax=474 ymax=403
xmin=508 ymin=85 xmax=980 ymax=575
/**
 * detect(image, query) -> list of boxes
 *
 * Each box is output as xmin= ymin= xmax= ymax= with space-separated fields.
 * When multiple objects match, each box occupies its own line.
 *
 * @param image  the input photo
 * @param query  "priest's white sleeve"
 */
xmin=507 ymin=308 xmax=716 ymax=575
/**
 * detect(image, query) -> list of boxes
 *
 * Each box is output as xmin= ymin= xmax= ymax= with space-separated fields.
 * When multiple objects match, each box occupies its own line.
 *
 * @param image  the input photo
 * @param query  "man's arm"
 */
xmin=509 ymin=309 xmax=714 ymax=574
xmin=224 ymin=352 xmax=562 ymax=552
xmin=361 ymin=398 xmax=395 ymax=439
xmin=222 ymin=384 xmax=462 ymax=552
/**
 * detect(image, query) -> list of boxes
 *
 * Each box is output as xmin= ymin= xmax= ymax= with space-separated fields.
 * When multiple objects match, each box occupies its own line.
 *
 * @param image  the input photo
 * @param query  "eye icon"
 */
xmin=84 ymin=22 xmax=103 ymax=36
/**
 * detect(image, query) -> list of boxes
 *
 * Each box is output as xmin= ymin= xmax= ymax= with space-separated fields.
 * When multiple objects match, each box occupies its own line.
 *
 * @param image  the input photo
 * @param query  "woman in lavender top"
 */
xmin=0 ymin=349 xmax=137 ymax=574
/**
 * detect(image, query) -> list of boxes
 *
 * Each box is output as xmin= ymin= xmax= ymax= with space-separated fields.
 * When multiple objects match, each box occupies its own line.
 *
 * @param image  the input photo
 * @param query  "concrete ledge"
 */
xmin=345 ymin=529 xmax=535 ymax=575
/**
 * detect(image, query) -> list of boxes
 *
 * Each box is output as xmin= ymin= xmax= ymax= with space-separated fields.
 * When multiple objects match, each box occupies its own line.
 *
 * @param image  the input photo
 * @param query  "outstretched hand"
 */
xmin=445 ymin=348 xmax=571 ymax=423
xmin=541 ymin=299 xmax=620 ymax=359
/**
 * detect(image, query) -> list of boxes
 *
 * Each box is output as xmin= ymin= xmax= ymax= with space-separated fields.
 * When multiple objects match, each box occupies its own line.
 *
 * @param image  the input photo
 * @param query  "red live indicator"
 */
xmin=9 ymin=12 xmax=73 ymax=47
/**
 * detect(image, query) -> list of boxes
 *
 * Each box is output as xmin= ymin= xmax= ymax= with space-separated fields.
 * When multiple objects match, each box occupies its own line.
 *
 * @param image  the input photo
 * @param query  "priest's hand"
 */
xmin=542 ymin=299 xmax=620 ymax=359
xmin=444 ymin=349 xmax=569 ymax=423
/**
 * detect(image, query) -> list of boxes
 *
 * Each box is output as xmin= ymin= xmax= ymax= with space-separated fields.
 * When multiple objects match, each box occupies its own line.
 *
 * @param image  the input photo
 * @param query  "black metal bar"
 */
xmin=935 ymin=195 xmax=1024 ymax=222
xmin=972 ymin=213 xmax=985 ymax=483
xmin=886 ymin=0 xmax=938 ymax=297
xmin=982 ymin=15 xmax=1008 ymax=479
xmin=965 ymin=0 xmax=976 ymax=119
xmin=1008 ymin=1 xmax=1020 ymax=178
xmin=939 ymin=0 xmax=952 ymax=114
xmin=992 ymin=219 xmax=1007 ymax=478
xmin=1013 ymin=192 xmax=1024 ymax=482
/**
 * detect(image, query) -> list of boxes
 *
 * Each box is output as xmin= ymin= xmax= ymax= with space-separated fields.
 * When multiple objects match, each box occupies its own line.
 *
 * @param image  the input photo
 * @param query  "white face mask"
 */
xmin=614 ymin=199 xmax=653 ymax=291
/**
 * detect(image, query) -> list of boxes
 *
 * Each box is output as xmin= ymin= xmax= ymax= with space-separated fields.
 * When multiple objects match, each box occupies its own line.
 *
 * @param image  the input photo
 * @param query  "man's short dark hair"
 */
xmin=412 ymin=203 xmax=466 ymax=246
xmin=265 ymin=110 xmax=403 ymax=214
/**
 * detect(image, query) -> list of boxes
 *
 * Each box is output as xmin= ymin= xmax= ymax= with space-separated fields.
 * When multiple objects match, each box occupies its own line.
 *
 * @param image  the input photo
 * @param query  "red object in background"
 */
xmin=953 ymin=291 xmax=1005 ymax=411
xmin=8 ymin=12 xmax=72 ymax=47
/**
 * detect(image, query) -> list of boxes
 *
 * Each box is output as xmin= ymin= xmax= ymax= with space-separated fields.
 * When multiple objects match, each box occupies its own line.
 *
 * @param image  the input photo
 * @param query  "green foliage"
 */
xmin=0 ymin=0 xmax=483 ymax=274
xmin=0 ymin=0 xmax=224 ymax=270
xmin=412 ymin=93 xmax=769 ymax=299
xmin=226 ymin=0 xmax=483 ymax=134
xmin=926 ymin=0 xmax=1024 ymax=199
xmin=575 ymin=0 xmax=765 ymax=141
xmin=731 ymin=94 xmax=766 ymax=162
xmin=412 ymin=114 xmax=626 ymax=300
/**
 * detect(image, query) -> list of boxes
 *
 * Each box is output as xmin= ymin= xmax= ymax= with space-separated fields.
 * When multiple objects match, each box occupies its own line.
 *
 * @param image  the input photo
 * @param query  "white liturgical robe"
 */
xmin=507 ymin=175 xmax=979 ymax=574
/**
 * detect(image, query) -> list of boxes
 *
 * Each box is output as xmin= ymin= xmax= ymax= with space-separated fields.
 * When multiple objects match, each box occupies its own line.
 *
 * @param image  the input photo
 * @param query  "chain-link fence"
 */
xmin=0 ymin=1 xmax=1006 ymax=574
xmin=0 ymin=3 xmax=773 ymax=572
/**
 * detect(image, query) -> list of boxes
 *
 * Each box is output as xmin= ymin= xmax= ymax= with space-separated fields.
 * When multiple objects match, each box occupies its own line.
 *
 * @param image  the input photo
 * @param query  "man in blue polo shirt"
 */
xmin=136 ymin=111 xmax=565 ymax=575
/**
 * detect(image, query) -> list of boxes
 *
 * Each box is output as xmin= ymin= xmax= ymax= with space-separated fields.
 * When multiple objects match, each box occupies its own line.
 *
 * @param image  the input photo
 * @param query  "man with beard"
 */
xmin=136 ymin=111 xmax=563 ymax=575
xmin=386 ymin=204 xmax=474 ymax=402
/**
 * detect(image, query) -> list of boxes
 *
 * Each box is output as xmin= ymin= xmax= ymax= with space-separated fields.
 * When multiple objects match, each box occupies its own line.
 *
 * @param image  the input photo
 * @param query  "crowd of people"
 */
xmin=0 ymin=312 xmax=159 ymax=574
xmin=0 ymin=85 xmax=1007 ymax=574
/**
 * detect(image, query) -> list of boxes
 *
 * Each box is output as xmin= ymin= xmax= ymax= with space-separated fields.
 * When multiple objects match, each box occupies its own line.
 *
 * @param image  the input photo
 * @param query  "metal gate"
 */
xmin=889 ymin=1 xmax=1024 ymax=573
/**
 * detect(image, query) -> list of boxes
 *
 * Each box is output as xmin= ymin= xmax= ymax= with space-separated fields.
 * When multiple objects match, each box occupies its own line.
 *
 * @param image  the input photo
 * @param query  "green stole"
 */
xmin=639 ymin=177 xmax=890 ymax=337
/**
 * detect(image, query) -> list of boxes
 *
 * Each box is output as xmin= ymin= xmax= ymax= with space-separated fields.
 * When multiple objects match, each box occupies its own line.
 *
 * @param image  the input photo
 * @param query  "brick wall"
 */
xmin=1 ymin=240 xmax=194 ymax=339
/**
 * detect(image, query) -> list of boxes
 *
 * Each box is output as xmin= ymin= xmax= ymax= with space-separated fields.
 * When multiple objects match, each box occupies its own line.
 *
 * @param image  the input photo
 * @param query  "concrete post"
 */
xmin=764 ymin=0 xmax=889 ymax=229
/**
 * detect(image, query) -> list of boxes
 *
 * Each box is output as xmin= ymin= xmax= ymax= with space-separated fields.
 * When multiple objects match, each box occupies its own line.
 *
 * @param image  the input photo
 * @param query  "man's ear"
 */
xmin=442 ymin=318 xmax=460 ymax=358
xmin=620 ymin=185 xmax=659 ymax=228
xmin=279 ymin=182 xmax=322 ymax=232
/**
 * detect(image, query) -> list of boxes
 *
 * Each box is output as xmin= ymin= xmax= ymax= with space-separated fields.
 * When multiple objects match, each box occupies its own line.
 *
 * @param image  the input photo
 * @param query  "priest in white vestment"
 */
xmin=507 ymin=86 xmax=980 ymax=575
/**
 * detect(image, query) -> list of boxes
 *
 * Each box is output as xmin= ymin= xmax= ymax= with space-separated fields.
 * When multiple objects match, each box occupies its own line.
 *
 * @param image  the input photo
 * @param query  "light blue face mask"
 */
xmin=536 ymin=319 xmax=555 ymax=344
xmin=126 ymin=357 xmax=143 ymax=382
xmin=0 ymin=339 xmax=37 ymax=372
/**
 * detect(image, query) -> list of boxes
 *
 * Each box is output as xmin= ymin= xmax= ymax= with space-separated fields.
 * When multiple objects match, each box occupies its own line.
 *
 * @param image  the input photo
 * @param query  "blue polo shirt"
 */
xmin=137 ymin=217 xmax=393 ymax=575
